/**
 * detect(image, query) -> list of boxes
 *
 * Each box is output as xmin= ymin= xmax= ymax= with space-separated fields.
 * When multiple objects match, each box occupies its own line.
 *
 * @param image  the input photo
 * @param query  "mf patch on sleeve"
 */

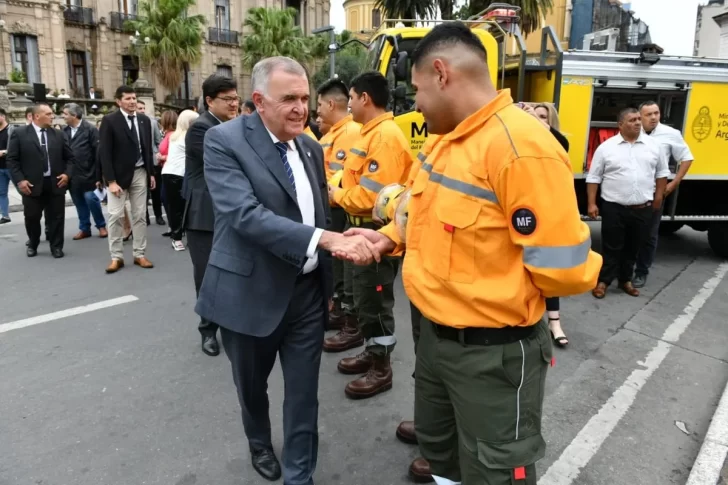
xmin=336 ymin=149 xmax=346 ymax=160
xmin=511 ymin=208 xmax=537 ymax=236
xmin=368 ymin=161 xmax=379 ymax=172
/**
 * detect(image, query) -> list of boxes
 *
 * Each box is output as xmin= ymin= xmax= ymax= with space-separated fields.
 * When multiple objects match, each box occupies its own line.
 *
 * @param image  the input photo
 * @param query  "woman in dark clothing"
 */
xmin=524 ymin=102 xmax=570 ymax=348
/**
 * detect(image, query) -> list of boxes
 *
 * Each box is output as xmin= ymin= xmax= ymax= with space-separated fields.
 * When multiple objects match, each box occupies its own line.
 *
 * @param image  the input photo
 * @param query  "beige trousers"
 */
xmin=107 ymin=168 xmax=148 ymax=260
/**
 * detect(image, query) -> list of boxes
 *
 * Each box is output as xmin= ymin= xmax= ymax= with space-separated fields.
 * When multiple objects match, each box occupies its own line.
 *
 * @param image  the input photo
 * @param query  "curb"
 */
xmin=686 ymin=378 xmax=728 ymax=485
xmin=9 ymin=199 xmax=75 ymax=213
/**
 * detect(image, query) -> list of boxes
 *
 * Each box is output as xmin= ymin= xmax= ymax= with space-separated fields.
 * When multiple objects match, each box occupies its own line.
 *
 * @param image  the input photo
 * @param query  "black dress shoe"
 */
xmin=26 ymin=246 xmax=37 ymax=257
xmin=51 ymin=248 xmax=64 ymax=259
xmin=157 ymin=217 xmax=166 ymax=226
xmin=201 ymin=335 xmax=220 ymax=356
xmin=250 ymin=447 xmax=281 ymax=481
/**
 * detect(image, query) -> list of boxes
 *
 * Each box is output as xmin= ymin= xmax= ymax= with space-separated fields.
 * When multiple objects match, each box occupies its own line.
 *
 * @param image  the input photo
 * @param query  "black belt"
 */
xmin=431 ymin=321 xmax=536 ymax=346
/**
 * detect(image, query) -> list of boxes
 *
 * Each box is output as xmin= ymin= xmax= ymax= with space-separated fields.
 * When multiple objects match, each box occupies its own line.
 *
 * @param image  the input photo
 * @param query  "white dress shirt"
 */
xmin=120 ymin=108 xmax=144 ymax=167
xmin=32 ymin=123 xmax=51 ymax=177
xmin=645 ymin=122 xmax=694 ymax=173
xmin=266 ymin=128 xmax=323 ymax=274
xmin=586 ymin=132 xmax=671 ymax=206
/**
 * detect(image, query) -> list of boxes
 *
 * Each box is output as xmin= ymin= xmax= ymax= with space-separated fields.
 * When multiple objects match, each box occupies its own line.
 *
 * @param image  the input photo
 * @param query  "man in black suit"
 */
xmin=7 ymin=103 xmax=75 ymax=258
xmin=98 ymin=85 xmax=156 ymax=273
xmin=62 ymin=102 xmax=107 ymax=240
xmin=184 ymin=74 xmax=239 ymax=357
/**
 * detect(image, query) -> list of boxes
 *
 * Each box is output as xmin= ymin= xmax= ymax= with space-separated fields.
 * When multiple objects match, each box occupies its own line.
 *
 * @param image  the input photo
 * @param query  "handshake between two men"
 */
xmin=318 ymin=229 xmax=395 ymax=266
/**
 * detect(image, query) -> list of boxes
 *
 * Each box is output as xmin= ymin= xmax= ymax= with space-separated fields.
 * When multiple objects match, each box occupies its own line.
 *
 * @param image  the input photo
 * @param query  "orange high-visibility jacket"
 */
xmin=380 ymin=91 xmax=602 ymax=329
xmin=319 ymin=114 xmax=361 ymax=183
xmin=303 ymin=126 xmax=317 ymax=141
xmin=333 ymin=112 xmax=413 ymax=217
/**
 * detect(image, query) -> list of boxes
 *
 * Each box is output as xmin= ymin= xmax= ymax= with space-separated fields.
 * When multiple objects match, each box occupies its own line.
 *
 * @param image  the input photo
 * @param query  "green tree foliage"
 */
xmin=241 ymin=7 xmax=314 ymax=70
xmin=456 ymin=0 xmax=553 ymax=36
xmin=127 ymin=0 xmax=205 ymax=93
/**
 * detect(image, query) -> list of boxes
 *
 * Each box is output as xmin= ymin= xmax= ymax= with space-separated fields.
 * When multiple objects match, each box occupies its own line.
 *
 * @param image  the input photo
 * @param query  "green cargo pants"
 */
xmin=414 ymin=316 xmax=552 ymax=484
xmin=351 ymin=251 xmax=400 ymax=356
xmin=330 ymin=207 xmax=347 ymax=305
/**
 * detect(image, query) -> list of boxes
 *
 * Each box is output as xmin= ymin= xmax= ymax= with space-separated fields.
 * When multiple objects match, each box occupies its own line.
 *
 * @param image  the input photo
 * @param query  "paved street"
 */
xmin=1 ymin=207 xmax=727 ymax=485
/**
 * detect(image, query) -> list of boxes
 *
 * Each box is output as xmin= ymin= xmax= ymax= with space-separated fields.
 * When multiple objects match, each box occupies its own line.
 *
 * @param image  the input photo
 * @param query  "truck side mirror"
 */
xmin=394 ymin=52 xmax=409 ymax=82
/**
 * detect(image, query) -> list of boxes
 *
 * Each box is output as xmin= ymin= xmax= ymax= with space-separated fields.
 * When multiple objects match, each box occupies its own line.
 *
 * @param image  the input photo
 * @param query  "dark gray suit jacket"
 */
xmin=183 ymin=111 xmax=220 ymax=232
xmin=195 ymin=112 xmax=332 ymax=337
xmin=63 ymin=121 xmax=99 ymax=192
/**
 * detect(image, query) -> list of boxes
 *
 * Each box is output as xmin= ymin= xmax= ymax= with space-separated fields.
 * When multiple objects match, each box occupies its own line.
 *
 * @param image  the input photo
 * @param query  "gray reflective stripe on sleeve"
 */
xmin=366 ymin=335 xmax=397 ymax=347
xmin=417 ymin=152 xmax=427 ymax=162
xmin=329 ymin=162 xmax=344 ymax=170
xmin=522 ymin=238 xmax=592 ymax=269
xmin=350 ymin=148 xmax=367 ymax=157
xmin=360 ymin=176 xmax=385 ymax=192
xmin=321 ymin=143 xmax=332 ymax=148
xmin=420 ymin=162 xmax=498 ymax=204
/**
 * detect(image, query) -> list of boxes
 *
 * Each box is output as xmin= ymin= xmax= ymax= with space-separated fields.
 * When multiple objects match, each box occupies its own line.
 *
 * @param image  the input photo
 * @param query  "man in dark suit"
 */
xmin=197 ymin=57 xmax=377 ymax=485
xmin=62 ymin=102 xmax=107 ymax=240
xmin=7 ymin=103 xmax=75 ymax=258
xmin=184 ymin=74 xmax=239 ymax=357
xmin=98 ymin=85 xmax=156 ymax=273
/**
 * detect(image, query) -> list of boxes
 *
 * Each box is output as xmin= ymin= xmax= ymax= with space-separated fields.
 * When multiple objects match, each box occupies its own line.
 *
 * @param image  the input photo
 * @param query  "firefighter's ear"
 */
xmin=432 ymin=58 xmax=447 ymax=88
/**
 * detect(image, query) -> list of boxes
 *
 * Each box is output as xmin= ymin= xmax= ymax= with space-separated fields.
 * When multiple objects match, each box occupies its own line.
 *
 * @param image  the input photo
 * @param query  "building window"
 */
xmin=214 ymin=0 xmax=230 ymax=30
xmin=216 ymin=65 xmax=233 ymax=78
xmin=11 ymin=35 xmax=40 ymax=84
xmin=372 ymin=9 xmax=381 ymax=29
xmin=118 ymin=0 xmax=137 ymax=15
xmin=122 ymin=55 xmax=139 ymax=85
xmin=349 ymin=10 xmax=358 ymax=31
xmin=67 ymin=50 xmax=89 ymax=97
xmin=67 ymin=0 xmax=81 ymax=6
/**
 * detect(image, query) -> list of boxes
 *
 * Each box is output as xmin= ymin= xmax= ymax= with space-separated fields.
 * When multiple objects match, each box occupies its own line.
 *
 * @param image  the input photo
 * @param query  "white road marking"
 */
xmin=0 ymin=295 xmax=139 ymax=334
xmin=540 ymin=262 xmax=728 ymax=485
xmin=686 ymin=378 xmax=728 ymax=485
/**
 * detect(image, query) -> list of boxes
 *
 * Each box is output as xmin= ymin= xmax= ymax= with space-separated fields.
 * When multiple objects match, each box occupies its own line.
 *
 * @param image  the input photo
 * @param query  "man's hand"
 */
xmin=339 ymin=228 xmax=396 ymax=265
xmin=652 ymin=197 xmax=664 ymax=211
xmin=665 ymin=180 xmax=678 ymax=197
xmin=318 ymin=230 xmax=380 ymax=265
xmin=17 ymin=180 xmax=33 ymax=196
xmin=56 ymin=173 xmax=69 ymax=188
xmin=328 ymin=184 xmax=340 ymax=202
xmin=108 ymin=181 xmax=122 ymax=197
xmin=588 ymin=203 xmax=599 ymax=220
xmin=0 ymin=149 xmax=7 ymax=157
xmin=150 ymin=176 xmax=156 ymax=191
xmin=95 ymin=181 xmax=102 ymax=190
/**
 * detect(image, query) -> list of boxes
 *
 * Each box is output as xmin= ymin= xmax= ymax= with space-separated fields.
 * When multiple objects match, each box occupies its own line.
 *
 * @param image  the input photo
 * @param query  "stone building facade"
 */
xmin=0 ymin=0 xmax=331 ymax=103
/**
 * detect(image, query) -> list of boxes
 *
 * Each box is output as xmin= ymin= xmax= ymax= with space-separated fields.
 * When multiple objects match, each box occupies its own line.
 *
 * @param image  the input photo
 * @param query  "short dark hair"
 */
xmin=618 ymin=107 xmax=639 ymax=122
xmin=317 ymin=78 xmax=349 ymax=100
xmin=137 ymin=100 xmax=146 ymax=106
xmin=115 ymin=85 xmax=136 ymax=100
xmin=202 ymin=75 xmax=238 ymax=109
xmin=350 ymin=72 xmax=389 ymax=109
xmin=0 ymin=108 xmax=7 ymax=118
xmin=639 ymin=100 xmax=659 ymax=111
xmin=244 ymin=100 xmax=256 ymax=112
xmin=25 ymin=107 xmax=34 ymax=117
xmin=411 ymin=22 xmax=486 ymax=68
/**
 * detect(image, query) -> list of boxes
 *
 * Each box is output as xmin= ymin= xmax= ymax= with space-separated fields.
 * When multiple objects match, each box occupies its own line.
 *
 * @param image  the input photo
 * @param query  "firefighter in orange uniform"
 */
xmin=326 ymin=71 xmax=413 ymax=399
xmin=339 ymin=23 xmax=602 ymax=483
xmin=316 ymin=78 xmax=361 ymax=331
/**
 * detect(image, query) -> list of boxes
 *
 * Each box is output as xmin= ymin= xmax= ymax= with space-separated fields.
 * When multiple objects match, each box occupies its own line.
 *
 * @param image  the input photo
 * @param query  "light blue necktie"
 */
xmin=274 ymin=141 xmax=297 ymax=196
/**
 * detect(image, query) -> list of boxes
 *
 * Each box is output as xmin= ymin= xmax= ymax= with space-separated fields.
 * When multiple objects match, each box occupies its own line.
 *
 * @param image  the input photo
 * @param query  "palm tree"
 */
xmin=240 ymin=7 xmax=314 ymax=70
xmin=127 ymin=0 xmax=205 ymax=94
xmin=373 ymin=0 xmax=435 ymax=25
xmin=461 ymin=0 xmax=553 ymax=35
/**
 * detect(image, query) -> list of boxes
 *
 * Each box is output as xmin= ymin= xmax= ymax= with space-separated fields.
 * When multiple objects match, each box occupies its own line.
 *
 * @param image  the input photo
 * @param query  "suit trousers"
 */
xmin=107 ymin=168 xmax=148 ymax=260
xmin=598 ymin=200 xmax=652 ymax=286
xmin=186 ymin=229 xmax=218 ymax=336
xmin=220 ymin=270 xmax=325 ymax=485
xmin=23 ymin=177 xmax=65 ymax=251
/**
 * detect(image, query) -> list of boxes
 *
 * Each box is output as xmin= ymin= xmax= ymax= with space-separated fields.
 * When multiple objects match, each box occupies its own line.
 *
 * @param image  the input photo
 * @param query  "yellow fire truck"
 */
xmin=353 ymin=4 xmax=728 ymax=258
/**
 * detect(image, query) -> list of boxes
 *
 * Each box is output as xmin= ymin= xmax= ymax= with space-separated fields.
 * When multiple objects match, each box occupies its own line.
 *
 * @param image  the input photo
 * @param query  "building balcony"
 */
xmin=109 ymin=12 xmax=141 ymax=32
xmin=207 ymin=28 xmax=240 ymax=46
xmin=64 ymin=6 xmax=95 ymax=27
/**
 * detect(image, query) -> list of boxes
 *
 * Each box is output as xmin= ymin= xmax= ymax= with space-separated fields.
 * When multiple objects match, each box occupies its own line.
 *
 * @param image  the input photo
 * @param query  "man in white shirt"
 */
xmin=196 ymin=56 xmax=377 ymax=485
xmin=634 ymin=101 xmax=694 ymax=288
xmin=587 ymin=107 xmax=670 ymax=299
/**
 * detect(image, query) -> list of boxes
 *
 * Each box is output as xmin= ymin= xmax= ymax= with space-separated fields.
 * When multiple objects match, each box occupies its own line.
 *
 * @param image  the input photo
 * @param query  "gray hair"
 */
xmin=63 ymin=103 xmax=83 ymax=120
xmin=251 ymin=57 xmax=307 ymax=95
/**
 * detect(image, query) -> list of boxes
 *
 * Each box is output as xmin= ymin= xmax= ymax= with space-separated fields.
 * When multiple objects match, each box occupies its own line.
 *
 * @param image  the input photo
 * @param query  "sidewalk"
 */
xmin=7 ymin=183 xmax=74 ymax=213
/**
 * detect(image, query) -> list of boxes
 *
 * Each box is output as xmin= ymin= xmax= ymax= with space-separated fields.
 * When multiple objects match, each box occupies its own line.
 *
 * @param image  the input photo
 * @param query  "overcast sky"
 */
xmin=328 ymin=0 xmax=705 ymax=56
